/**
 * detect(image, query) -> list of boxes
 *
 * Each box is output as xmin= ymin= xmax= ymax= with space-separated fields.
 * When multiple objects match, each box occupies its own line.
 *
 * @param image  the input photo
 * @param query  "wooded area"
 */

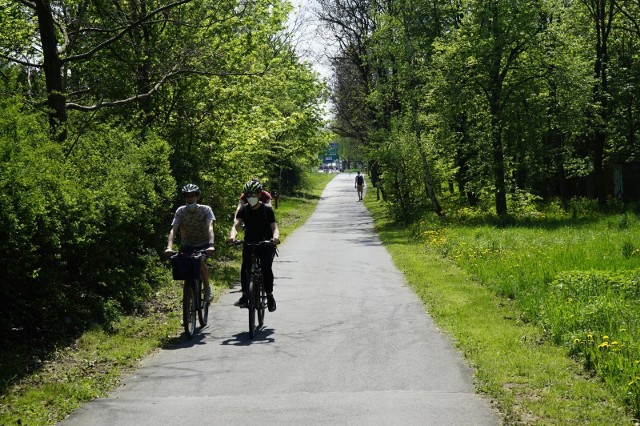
xmin=0 ymin=0 xmax=328 ymax=348
xmin=319 ymin=0 xmax=640 ymax=221
xmin=4 ymin=0 xmax=640 ymax=389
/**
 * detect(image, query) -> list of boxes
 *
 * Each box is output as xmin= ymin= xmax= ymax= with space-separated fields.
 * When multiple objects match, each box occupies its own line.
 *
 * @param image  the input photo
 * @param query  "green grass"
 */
xmin=366 ymin=195 xmax=639 ymax=424
xmin=0 ymin=172 xmax=335 ymax=426
xmin=0 ymin=305 xmax=181 ymax=425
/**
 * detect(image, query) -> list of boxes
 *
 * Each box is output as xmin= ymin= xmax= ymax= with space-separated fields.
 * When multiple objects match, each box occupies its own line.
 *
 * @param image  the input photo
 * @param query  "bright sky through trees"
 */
xmin=287 ymin=0 xmax=334 ymax=118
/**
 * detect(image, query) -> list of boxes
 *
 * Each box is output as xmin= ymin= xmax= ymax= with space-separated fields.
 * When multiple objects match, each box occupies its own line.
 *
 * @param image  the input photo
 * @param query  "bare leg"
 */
xmin=199 ymin=260 xmax=209 ymax=286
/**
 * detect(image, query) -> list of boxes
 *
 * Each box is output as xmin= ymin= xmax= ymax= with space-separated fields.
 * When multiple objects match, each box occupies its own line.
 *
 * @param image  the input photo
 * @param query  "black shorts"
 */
xmin=180 ymin=243 xmax=210 ymax=254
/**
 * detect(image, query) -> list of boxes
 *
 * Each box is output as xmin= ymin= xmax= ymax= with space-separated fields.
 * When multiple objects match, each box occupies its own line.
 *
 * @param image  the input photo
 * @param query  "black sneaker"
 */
xmin=234 ymin=296 xmax=248 ymax=308
xmin=267 ymin=294 xmax=276 ymax=312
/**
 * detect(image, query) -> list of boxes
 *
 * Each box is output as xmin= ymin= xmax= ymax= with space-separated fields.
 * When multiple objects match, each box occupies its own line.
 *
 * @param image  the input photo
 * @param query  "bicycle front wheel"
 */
xmin=248 ymin=275 xmax=256 ymax=338
xmin=257 ymin=276 xmax=266 ymax=327
xmin=197 ymin=279 xmax=208 ymax=327
xmin=183 ymin=281 xmax=197 ymax=338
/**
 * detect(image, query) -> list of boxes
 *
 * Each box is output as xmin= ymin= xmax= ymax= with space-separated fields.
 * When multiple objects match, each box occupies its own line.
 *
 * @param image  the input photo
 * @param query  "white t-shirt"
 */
xmin=171 ymin=204 xmax=215 ymax=246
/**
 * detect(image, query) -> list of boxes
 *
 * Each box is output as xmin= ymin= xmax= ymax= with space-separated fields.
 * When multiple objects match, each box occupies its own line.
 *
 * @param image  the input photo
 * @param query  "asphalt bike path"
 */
xmin=61 ymin=173 xmax=499 ymax=425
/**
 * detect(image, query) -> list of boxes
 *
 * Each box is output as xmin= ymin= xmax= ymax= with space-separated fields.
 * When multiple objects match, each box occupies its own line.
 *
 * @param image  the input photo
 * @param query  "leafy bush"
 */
xmin=0 ymin=97 xmax=174 ymax=348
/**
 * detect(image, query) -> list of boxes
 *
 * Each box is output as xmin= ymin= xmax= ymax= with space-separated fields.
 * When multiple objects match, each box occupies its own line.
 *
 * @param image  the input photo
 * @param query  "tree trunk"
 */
xmin=587 ymin=0 xmax=616 ymax=209
xmin=135 ymin=0 xmax=154 ymax=121
xmin=592 ymin=129 xmax=607 ymax=207
xmin=401 ymin=7 xmax=443 ymax=217
xmin=492 ymin=115 xmax=508 ymax=216
xmin=489 ymin=3 xmax=507 ymax=216
xmin=489 ymin=74 xmax=507 ymax=215
xmin=412 ymin=102 xmax=443 ymax=216
xmin=34 ymin=0 xmax=67 ymax=141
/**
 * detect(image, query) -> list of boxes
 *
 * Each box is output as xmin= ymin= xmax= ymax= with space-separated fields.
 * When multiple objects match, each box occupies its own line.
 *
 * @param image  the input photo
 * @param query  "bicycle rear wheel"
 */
xmin=197 ymin=279 xmax=208 ymax=327
xmin=183 ymin=281 xmax=197 ymax=338
xmin=248 ymin=275 xmax=256 ymax=338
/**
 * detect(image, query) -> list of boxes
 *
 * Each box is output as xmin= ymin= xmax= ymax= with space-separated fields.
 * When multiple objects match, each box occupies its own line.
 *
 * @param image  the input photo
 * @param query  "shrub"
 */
xmin=0 ymin=98 xmax=174 ymax=348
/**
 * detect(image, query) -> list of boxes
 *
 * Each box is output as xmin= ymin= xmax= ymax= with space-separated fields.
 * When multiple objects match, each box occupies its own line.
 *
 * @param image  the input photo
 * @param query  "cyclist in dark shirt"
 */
xmin=355 ymin=171 xmax=365 ymax=201
xmin=228 ymin=180 xmax=280 ymax=311
xmin=234 ymin=178 xmax=272 ymax=216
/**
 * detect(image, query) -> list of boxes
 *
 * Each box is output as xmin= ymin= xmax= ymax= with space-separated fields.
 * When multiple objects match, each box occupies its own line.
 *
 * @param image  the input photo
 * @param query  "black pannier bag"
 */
xmin=171 ymin=255 xmax=202 ymax=280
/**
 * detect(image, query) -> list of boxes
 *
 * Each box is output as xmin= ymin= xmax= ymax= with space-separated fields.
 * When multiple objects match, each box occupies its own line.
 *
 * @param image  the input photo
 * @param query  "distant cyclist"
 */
xmin=228 ymin=180 xmax=280 ymax=312
xmin=165 ymin=184 xmax=216 ymax=302
xmin=355 ymin=171 xmax=365 ymax=201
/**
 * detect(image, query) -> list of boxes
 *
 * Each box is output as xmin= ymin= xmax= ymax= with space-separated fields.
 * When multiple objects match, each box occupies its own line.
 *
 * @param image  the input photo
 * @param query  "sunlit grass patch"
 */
xmin=367 ymin=195 xmax=638 ymax=423
xmin=408 ymin=201 xmax=640 ymax=419
xmin=543 ymin=270 xmax=640 ymax=413
xmin=366 ymin=199 xmax=631 ymax=425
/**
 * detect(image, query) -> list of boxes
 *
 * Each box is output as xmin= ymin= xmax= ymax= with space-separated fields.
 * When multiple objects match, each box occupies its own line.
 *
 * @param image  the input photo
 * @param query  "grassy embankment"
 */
xmin=0 ymin=172 xmax=335 ymax=426
xmin=366 ymin=195 xmax=640 ymax=424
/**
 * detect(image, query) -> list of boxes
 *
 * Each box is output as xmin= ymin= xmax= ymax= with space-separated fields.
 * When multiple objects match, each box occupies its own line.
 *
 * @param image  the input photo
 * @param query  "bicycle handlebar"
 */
xmin=229 ymin=239 xmax=275 ymax=247
xmin=166 ymin=248 xmax=208 ymax=259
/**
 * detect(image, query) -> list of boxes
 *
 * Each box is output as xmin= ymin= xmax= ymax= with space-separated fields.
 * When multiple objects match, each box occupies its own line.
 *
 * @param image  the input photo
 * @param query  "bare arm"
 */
xmin=235 ymin=200 xmax=244 ymax=216
xmin=206 ymin=220 xmax=215 ymax=255
xmin=166 ymin=224 xmax=179 ymax=251
xmin=271 ymin=222 xmax=280 ymax=245
xmin=164 ymin=223 xmax=180 ymax=257
xmin=207 ymin=220 xmax=215 ymax=245
xmin=228 ymin=218 xmax=244 ymax=242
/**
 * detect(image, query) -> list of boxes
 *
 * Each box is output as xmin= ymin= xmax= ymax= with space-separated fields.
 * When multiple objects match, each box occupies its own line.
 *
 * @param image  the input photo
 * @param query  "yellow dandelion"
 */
xmin=602 ymin=335 xmax=609 ymax=340
xmin=598 ymin=342 xmax=609 ymax=348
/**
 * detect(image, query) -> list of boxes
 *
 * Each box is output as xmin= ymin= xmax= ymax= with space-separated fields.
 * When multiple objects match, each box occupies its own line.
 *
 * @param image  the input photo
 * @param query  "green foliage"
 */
xmin=415 ymin=205 xmax=640 ymax=417
xmin=322 ymin=0 xmax=640 ymax=219
xmin=0 ymin=0 xmax=329 ymax=391
xmin=0 ymin=94 xmax=174 ymax=345
xmin=370 ymin=115 xmax=433 ymax=222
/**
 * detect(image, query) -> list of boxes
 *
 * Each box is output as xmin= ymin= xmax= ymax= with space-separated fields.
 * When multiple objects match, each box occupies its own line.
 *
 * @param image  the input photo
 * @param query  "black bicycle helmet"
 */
xmin=181 ymin=183 xmax=201 ymax=196
xmin=243 ymin=179 xmax=262 ymax=194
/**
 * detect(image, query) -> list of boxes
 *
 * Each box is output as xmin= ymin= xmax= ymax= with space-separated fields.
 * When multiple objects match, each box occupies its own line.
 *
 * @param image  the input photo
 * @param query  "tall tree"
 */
xmin=1 ymin=0 xmax=197 ymax=140
xmin=395 ymin=0 xmax=444 ymax=215
xmin=580 ymin=0 xmax=619 ymax=207
xmin=318 ymin=0 xmax=381 ymax=146
xmin=430 ymin=0 xmax=549 ymax=215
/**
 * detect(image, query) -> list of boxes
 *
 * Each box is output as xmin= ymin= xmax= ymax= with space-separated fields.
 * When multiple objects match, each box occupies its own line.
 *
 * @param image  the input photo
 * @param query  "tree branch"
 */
xmin=176 ymin=67 xmax=271 ymax=78
xmin=0 ymin=53 xmax=42 ymax=68
xmin=17 ymin=0 xmax=36 ymax=9
xmin=66 ymin=69 xmax=178 ymax=111
xmin=616 ymin=1 xmax=640 ymax=37
xmin=61 ymin=0 xmax=194 ymax=65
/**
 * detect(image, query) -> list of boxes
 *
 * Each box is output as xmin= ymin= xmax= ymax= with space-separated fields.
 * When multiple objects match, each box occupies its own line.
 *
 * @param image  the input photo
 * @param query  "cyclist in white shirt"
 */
xmin=165 ymin=184 xmax=215 ymax=302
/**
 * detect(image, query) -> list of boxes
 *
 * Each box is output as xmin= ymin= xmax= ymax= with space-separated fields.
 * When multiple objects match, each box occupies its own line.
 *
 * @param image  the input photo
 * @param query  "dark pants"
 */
xmin=241 ymin=244 xmax=275 ymax=295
